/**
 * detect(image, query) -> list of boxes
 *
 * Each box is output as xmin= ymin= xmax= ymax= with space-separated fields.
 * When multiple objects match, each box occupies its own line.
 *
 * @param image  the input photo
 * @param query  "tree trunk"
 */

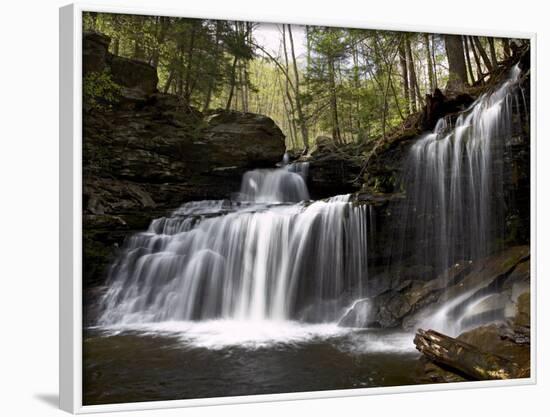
xmin=444 ymin=34 xmax=468 ymax=89
xmin=242 ymin=63 xmax=249 ymax=112
xmin=177 ymin=47 xmax=184 ymax=96
xmin=163 ymin=65 xmax=175 ymax=94
xmin=469 ymin=36 xmax=483 ymax=82
xmin=281 ymin=25 xmax=299 ymax=146
xmin=432 ymin=34 xmax=438 ymax=89
xmin=183 ymin=24 xmax=198 ymax=103
xmin=390 ymin=76 xmax=405 ymax=121
xmin=328 ymin=57 xmax=342 ymax=143
xmin=288 ymin=25 xmax=309 ymax=152
xmin=414 ymin=329 xmax=523 ymax=380
xmin=150 ymin=16 xmax=169 ymax=68
xmin=502 ymin=38 xmax=511 ymax=59
xmin=132 ymin=16 xmax=145 ymax=61
xmin=487 ymin=37 xmax=498 ymax=68
xmin=424 ymin=33 xmax=434 ymax=92
xmin=202 ymin=22 xmax=222 ymax=112
xmin=225 ymin=55 xmax=238 ymax=111
xmin=472 ymin=36 xmax=493 ymax=73
xmin=398 ymin=39 xmax=411 ymax=115
xmin=112 ymin=15 xmax=121 ymax=56
xmin=463 ymin=35 xmax=475 ymax=84
xmin=352 ymin=46 xmax=362 ymax=133
xmin=278 ymin=74 xmax=298 ymax=149
xmin=406 ymin=37 xmax=422 ymax=110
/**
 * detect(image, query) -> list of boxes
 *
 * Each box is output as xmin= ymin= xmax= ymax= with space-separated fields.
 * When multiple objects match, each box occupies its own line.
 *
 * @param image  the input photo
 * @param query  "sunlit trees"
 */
xmin=84 ymin=12 xmax=523 ymax=150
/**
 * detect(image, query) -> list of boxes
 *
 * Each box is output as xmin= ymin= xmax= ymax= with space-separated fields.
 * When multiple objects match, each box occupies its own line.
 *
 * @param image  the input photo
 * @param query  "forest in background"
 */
xmin=83 ymin=12 xmax=524 ymax=150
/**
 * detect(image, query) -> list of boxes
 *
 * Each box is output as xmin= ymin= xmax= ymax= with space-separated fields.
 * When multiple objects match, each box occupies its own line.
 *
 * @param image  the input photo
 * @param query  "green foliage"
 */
xmin=84 ymin=13 xmax=255 ymax=111
xmin=83 ymin=71 xmax=121 ymax=112
xmin=83 ymin=12 xmax=508 ymax=151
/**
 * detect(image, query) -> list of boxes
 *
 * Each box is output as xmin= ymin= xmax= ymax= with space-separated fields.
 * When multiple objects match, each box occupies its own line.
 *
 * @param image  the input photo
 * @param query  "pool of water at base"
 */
xmin=83 ymin=325 xmax=423 ymax=405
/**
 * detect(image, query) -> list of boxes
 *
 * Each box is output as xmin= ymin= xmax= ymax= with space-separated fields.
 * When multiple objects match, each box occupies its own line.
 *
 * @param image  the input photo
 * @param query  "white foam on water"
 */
xmin=99 ymin=320 xmax=350 ymax=350
xmin=339 ymin=331 xmax=417 ymax=354
xmin=96 ymin=319 xmax=418 ymax=355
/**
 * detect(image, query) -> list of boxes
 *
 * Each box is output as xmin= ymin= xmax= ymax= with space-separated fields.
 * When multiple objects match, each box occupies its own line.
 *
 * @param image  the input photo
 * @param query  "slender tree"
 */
xmin=405 ymin=36 xmax=420 ymax=111
xmin=431 ymin=34 xmax=438 ymax=89
xmin=501 ymin=38 xmax=511 ymax=59
xmin=472 ymin=36 xmax=493 ymax=73
xmin=444 ymin=34 xmax=468 ymax=89
xmin=463 ymin=35 xmax=475 ymax=84
xmin=469 ymin=36 xmax=483 ymax=82
xmin=487 ymin=37 xmax=498 ymax=68
xmin=398 ymin=38 xmax=411 ymax=115
xmin=424 ymin=33 xmax=435 ymax=92
xmin=287 ymin=25 xmax=309 ymax=151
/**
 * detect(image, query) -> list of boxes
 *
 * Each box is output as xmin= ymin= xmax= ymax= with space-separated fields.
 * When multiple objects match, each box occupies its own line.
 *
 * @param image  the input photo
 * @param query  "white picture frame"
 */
xmin=60 ymin=2 xmax=537 ymax=413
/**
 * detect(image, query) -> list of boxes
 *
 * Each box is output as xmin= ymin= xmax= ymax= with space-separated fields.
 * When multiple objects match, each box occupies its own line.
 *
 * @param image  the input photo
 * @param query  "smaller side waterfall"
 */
xmin=389 ymin=65 xmax=526 ymax=335
xmin=392 ymin=65 xmax=522 ymax=278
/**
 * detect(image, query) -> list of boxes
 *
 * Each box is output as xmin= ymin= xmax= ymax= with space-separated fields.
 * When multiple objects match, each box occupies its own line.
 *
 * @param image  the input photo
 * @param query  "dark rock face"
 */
xmin=82 ymin=33 xmax=285 ymax=286
xmin=298 ymin=136 xmax=362 ymax=199
xmin=342 ymin=246 xmax=530 ymax=330
xmin=110 ymin=55 xmax=158 ymax=97
xmin=421 ymin=88 xmax=474 ymax=131
xmin=82 ymin=32 xmax=111 ymax=74
xmin=83 ymin=32 xmax=158 ymax=100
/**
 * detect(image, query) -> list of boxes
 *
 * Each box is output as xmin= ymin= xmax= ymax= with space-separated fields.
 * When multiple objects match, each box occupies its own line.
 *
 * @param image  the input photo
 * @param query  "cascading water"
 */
xmin=98 ymin=157 xmax=368 ymax=333
xmin=391 ymin=65 xmax=525 ymax=335
xmin=97 ymin=66 xmax=524 ymax=345
xmin=236 ymin=164 xmax=310 ymax=203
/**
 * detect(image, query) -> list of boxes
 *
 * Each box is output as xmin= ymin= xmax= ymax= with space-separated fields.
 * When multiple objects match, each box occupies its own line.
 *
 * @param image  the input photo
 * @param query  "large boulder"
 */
xmin=110 ymin=55 xmax=158 ymax=97
xmin=203 ymin=111 xmax=287 ymax=168
xmin=301 ymin=136 xmax=363 ymax=199
xmin=82 ymin=32 xmax=110 ymax=74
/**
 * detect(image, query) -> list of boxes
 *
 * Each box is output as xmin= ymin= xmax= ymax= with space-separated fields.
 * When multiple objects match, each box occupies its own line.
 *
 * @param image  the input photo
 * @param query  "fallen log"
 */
xmin=414 ymin=329 xmax=521 ymax=380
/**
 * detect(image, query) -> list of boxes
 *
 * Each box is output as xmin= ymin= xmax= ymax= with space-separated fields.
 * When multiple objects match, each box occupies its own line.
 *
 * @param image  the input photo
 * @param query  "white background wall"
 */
xmin=0 ymin=0 xmax=547 ymax=415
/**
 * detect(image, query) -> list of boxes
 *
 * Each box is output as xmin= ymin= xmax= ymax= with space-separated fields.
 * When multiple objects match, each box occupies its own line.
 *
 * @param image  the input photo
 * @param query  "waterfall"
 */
xmin=392 ymin=65 xmax=525 ymax=334
xmin=97 ymin=65 xmax=524 ymax=340
xmin=393 ymin=65 xmax=522 ymax=276
xmin=98 ymin=158 xmax=368 ymax=327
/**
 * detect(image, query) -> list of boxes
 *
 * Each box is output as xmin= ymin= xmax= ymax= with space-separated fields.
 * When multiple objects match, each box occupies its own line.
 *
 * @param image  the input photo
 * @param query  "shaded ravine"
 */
xmin=84 ymin=63 xmax=529 ymax=405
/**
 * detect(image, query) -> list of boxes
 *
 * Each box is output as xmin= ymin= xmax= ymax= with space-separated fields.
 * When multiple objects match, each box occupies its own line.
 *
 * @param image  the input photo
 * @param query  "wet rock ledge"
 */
xmin=415 ymin=291 xmax=530 ymax=383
